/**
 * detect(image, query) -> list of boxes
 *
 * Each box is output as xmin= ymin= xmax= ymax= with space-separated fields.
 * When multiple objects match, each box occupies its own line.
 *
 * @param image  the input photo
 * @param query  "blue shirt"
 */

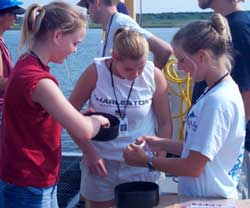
xmin=117 ymin=2 xmax=129 ymax=15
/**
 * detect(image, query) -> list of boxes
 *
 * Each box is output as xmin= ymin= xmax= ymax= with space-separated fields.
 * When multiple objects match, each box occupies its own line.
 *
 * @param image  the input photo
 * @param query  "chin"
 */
xmin=58 ymin=60 xmax=64 ymax=64
xmin=53 ymin=59 xmax=64 ymax=64
xmin=127 ymin=77 xmax=136 ymax=81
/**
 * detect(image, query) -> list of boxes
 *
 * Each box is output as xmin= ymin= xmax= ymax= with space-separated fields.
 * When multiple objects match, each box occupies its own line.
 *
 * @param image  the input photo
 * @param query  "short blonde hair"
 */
xmin=113 ymin=28 xmax=149 ymax=61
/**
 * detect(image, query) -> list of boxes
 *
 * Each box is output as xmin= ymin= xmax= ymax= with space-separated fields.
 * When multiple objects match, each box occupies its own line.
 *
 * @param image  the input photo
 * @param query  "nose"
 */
xmin=129 ymin=70 xmax=141 ymax=80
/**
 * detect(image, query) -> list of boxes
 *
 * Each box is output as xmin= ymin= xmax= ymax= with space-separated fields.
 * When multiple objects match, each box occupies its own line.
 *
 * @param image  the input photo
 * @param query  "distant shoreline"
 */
xmin=14 ymin=12 xmax=214 ymax=30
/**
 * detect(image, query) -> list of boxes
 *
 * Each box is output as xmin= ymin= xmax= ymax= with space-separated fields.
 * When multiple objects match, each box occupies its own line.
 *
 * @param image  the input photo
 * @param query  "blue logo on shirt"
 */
xmin=185 ymin=111 xmax=198 ymax=132
xmin=228 ymin=143 xmax=244 ymax=181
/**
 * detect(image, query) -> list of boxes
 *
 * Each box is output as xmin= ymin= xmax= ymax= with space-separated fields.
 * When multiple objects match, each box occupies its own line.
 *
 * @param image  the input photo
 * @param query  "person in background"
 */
xmin=69 ymin=28 xmax=172 ymax=208
xmin=194 ymin=0 xmax=250 ymax=199
xmin=0 ymin=0 xmax=25 ymax=137
xmin=77 ymin=0 xmax=172 ymax=69
xmin=124 ymin=13 xmax=245 ymax=199
xmin=0 ymin=2 xmax=109 ymax=208
xmin=117 ymin=0 xmax=129 ymax=15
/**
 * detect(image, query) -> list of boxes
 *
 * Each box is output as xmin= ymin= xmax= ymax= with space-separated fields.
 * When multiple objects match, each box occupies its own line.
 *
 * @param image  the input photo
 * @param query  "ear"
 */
xmin=197 ymin=49 xmax=210 ymax=63
xmin=52 ymin=29 xmax=63 ymax=45
xmin=112 ymin=51 xmax=118 ymax=60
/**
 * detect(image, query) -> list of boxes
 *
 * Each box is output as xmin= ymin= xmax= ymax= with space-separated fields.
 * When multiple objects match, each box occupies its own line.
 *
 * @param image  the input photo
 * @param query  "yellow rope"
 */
xmin=162 ymin=58 xmax=193 ymax=139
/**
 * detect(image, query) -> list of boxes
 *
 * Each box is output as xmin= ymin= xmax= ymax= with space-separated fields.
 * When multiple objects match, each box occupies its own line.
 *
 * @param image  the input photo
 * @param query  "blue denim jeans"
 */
xmin=0 ymin=179 xmax=58 ymax=208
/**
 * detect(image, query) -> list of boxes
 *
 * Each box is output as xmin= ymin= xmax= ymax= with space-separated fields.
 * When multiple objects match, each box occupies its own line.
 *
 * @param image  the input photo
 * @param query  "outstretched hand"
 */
xmin=91 ymin=115 xmax=110 ymax=128
xmin=123 ymin=143 xmax=148 ymax=167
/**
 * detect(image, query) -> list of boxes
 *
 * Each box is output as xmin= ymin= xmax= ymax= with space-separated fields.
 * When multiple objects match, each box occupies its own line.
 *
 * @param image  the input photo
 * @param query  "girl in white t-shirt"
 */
xmin=70 ymin=28 xmax=172 ymax=208
xmin=124 ymin=13 xmax=245 ymax=199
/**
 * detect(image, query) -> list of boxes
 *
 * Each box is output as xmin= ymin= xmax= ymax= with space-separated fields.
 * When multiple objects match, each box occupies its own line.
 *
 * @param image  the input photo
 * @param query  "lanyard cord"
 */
xmin=109 ymin=60 xmax=135 ymax=120
xmin=102 ymin=13 xmax=116 ymax=57
xmin=187 ymin=72 xmax=229 ymax=116
xmin=29 ymin=50 xmax=47 ymax=70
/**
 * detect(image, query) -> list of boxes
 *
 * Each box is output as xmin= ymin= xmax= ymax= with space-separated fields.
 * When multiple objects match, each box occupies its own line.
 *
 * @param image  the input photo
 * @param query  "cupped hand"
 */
xmin=91 ymin=115 xmax=110 ymax=128
xmin=123 ymin=143 xmax=147 ymax=167
xmin=142 ymin=136 xmax=167 ymax=152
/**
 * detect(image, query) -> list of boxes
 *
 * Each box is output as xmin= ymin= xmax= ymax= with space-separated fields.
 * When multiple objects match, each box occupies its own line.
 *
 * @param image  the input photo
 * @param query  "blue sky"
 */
xmin=22 ymin=0 xmax=250 ymax=13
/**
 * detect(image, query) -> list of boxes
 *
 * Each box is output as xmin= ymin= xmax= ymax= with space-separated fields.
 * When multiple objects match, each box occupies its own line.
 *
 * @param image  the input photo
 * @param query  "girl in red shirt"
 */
xmin=0 ymin=1 xmax=109 ymax=208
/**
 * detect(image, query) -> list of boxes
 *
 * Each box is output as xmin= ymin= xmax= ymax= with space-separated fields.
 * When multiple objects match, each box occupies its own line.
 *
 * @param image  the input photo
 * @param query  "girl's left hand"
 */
xmin=123 ymin=143 xmax=148 ymax=167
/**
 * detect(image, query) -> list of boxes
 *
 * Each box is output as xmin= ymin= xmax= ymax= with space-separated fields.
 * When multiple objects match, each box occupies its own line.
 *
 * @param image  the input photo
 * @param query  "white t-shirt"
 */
xmin=178 ymin=79 xmax=245 ymax=199
xmin=89 ymin=57 xmax=156 ymax=161
xmin=99 ymin=12 xmax=153 ymax=57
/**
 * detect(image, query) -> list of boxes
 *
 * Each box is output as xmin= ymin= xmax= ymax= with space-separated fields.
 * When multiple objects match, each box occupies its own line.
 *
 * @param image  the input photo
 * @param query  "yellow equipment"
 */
xmin=162 ymin=58 xmax=193 ymax=139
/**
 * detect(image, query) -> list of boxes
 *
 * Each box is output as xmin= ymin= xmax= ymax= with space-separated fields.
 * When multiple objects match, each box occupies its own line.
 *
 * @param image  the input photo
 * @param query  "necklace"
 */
xmin=109 ymin=60 xmax=135 ymax=120
xmin=187 ymin=72 xmax=229 ymax=117
xmin=29 ymin=50 xmax=46 ymax=69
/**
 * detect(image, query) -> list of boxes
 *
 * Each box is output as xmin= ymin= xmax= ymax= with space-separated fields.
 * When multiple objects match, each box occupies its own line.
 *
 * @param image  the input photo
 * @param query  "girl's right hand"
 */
xmin=91 ymin=115 xmax=110 ymax=128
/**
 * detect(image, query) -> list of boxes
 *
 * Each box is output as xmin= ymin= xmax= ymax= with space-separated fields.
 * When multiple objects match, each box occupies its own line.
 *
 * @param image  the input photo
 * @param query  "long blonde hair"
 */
xmin=172 ymin=13 xmax=233 ymax=71
xmin=20 ymin=1 xmax=87 ymax=50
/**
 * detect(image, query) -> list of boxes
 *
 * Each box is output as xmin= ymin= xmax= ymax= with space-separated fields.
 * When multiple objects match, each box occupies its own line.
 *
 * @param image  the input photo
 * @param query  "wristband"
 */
xmin=147 ymin=154 xmax=155 ymax=171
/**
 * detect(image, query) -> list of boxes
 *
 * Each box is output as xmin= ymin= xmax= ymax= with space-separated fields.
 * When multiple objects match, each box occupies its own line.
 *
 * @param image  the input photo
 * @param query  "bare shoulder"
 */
xmin=154 ymin=67 xmax=166 ymax=83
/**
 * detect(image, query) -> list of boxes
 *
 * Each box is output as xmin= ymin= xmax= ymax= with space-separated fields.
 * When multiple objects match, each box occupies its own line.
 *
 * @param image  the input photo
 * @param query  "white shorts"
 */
xmin=80 ymin=158 xmax=160 ymax=201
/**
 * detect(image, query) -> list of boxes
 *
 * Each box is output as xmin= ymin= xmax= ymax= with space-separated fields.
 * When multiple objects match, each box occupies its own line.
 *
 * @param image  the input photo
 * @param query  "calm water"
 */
xmin=4 ymin=28 xmax=178 ymax=153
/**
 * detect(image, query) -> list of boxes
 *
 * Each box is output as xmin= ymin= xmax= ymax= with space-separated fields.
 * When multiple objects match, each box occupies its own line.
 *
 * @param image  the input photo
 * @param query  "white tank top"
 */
xmin=90 ymin=57 xmax=156 ymax=161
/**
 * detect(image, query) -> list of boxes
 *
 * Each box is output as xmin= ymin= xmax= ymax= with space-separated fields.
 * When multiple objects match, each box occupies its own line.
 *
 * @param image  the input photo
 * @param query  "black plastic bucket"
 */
xmin=85 ymin=112 xmax=120 ymax=141
xmin=114 ymin=181 xmax=159 ymax=208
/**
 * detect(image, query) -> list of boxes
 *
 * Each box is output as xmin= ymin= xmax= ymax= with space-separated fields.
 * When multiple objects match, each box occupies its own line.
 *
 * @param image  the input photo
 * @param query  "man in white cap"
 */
xmin=0 ymin=0 xmax=25 ymax=138
xmin=77 ymin=0 xmax=172 ymax=69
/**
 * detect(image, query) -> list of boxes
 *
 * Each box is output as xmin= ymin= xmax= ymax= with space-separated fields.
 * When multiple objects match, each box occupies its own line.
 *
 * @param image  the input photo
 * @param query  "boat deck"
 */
xmin=58 ymin=155 xmax=84 ymax=208
xmin=57 ymin=155 xmax=178 ymax=208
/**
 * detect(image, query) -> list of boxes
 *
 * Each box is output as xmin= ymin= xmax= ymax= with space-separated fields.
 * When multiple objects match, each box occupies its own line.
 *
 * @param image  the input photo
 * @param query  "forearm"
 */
xmin=68 ymin=131 xmax=96 ymax=155
xmin=164 ymin=138 xmax=183 ymax=156
xmin=156 ymin=125 xmax=172 ymax=157
xmin=152 ymin=157 xmax=201 ymax=177
xmin=157 ymin=122 xmax=172 ymax=138
xmin=148 ymin=36 xmax=173 ymax=69
xmin=67 ymin=115 xmax=102 ymax=143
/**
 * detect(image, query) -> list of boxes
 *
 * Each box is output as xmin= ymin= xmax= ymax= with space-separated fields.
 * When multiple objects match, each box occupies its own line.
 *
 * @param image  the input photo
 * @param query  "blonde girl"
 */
xmin=124 ymin=13 xmax=245 ymax=199
xmin=69 ymin=28 xmax=172 ymax=208
xmin=0 ymin=2 xmax=109 ymax=208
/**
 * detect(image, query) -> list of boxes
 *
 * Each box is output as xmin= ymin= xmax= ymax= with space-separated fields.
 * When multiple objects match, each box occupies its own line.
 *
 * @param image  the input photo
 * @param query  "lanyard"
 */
xmin=29 ymin=50 xmax=47 ymax=70
xmin=187 ymin=72 xmax=229 ymax=117
xmin=109 ymin=60 xmax=135 ymax=120
xmin=102 ymin=13 xmax=116 ymax=57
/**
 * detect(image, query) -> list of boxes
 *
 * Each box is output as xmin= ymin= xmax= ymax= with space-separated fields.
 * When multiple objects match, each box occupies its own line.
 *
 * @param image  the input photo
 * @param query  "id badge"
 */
xmin=119 ymin=117 xmax=129 ymax=137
